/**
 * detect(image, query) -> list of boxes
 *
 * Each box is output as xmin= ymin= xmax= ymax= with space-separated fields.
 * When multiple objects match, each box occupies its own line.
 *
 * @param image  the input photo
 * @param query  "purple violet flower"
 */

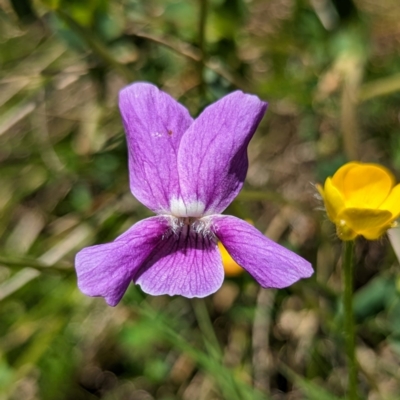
xmin=75 ymin=82 xmax=313 ymax=306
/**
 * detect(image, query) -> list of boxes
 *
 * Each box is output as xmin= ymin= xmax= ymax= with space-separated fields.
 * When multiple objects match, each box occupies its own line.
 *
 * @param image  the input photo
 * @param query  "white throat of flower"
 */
xmin=170 ymin=197 xmax=206 ymax=217
xmin=165 ymin=198 xmax=216 ymax=240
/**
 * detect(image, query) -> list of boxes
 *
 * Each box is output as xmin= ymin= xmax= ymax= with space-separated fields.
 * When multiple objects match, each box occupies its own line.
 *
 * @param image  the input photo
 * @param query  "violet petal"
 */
xmin=119 ymin=82 xmax=193 ymax=213
xmin=75 ymin=216 xmax=169 ymax=306
xmin=135 ymin=229 xmax=224 ymax=297
xmin=176 ymin=91 xmax=267 ymax=214
xmin=212 ymin=215 xmax=313 ymax=287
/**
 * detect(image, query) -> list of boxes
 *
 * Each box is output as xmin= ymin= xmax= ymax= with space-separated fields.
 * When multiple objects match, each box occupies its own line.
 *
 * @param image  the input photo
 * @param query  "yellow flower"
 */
xmin=317 ymin=162 xmax=400 ymax=241
xmin=218 ymin=242 xmax=244 ymax=276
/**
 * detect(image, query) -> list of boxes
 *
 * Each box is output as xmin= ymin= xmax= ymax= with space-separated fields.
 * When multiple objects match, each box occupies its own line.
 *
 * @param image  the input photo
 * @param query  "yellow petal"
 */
xmin=339 ymin=164 xmax=394 ymax=208
xmin=338 ymin=208 xmax=393 ymax=238
xmin=379 ymin=183 xmax=400 ymax=219
xmin=331 ymin=162 xmax=361 ymax=191
xmin=323 ymin=177 xmax=345 ymax=222
xmin=218 ymin=242 xmax=243 ymax=277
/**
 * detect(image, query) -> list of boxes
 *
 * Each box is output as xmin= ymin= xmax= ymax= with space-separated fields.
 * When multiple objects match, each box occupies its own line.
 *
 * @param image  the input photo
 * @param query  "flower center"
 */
xmin=166 ymin=215 xmax=216 ymax=241
xmin=165 ymin=198 xmax=216 ymax=240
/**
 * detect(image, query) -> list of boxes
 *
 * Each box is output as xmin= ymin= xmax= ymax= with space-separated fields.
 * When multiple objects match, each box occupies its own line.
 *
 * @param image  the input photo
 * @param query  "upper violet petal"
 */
xmin=119 ymin=83 xmax=193 ymax=212
xmin=212 ymin=215 xmax=313 ymax=288
xmin=135 ymin=229 xmax=224 ymax=297
xmin=75 ymin=216 xmax=169 ymax=306
xmin=176 ymin=91 xmax=267 ymax=215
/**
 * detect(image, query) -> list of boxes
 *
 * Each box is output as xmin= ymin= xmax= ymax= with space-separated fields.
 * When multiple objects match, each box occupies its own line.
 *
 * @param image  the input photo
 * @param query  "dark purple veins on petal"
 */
xmin=134 ymin=225 xmax=224 ymax=298
xmin=75 ymin=216 xmax=169 ymax=306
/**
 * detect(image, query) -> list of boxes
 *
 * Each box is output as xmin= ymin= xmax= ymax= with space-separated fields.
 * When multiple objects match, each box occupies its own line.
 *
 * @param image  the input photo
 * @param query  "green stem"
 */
xmin=129 ymin=296 xmax=266 ymax=399
xmin=192 ymin=298 xmax=221 ymax=359
xmin=343 ymin=240 xmax=358 ymax=399
xmin=192 ymin=299 xmax=250 ymax=400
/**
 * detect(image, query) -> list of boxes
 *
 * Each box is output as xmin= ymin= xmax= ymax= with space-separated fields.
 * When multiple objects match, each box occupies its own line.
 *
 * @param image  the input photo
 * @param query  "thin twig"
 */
xmin=340 ymin=52 xmax=364 ymax=161
xmin=0 ymin=255 xmax=71 ymax=271
xmin=130 ymin=30 xmax=248 ymax=90
xmin=56 ymin=10 xmax=135 ymax=82
xmin=33 ymin=90 xmax=65 ymax=173
xmin=197 ymin=0 xmax=208 ymax=94
xmin=359 ymin=72 xmax=400 ymax=102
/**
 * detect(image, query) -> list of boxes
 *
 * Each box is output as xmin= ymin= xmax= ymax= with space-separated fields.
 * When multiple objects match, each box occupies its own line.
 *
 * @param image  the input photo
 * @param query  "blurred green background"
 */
xmin=1 ymin=0 xmax=400 ymax=398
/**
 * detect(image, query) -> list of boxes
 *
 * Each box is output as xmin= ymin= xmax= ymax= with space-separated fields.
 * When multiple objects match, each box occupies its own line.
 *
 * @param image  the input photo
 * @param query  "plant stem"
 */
xmin=192 ymin=299 xmax=254 ymax=400
xmin=137 ymin=301 xmax=265 ymax=400
xmin=192 ymin=298 xmax=221 ymax=359
xmin=252 ymin=288 xmax=275 ymax=393
xmin=343 ymin=240 xmax=358 ymax=399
